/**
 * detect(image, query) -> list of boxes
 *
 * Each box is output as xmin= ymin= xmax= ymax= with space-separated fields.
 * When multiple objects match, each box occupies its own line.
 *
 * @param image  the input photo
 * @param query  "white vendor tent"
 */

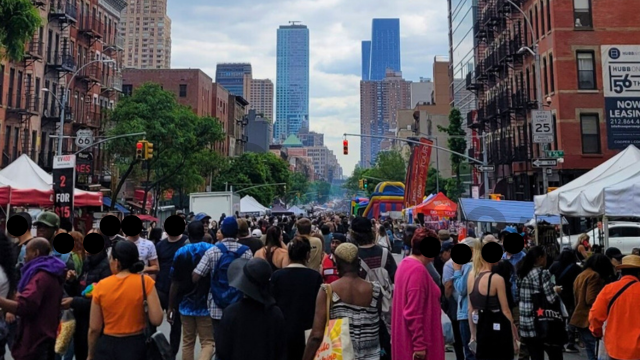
xmin=240 ymin=195 xmax=268 ymax=215
xmin=534 ymin=145 xmax=640 ymax=216
xmin=287 ymin=205 xmax=305 ymax=215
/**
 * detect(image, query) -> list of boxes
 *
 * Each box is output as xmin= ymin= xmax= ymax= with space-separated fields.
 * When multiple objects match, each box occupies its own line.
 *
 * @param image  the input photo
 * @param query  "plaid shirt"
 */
xmin=193 ymin=239 xmax=253 ymax=319
xmin=517 ymin=267 xmax=559 ymax=338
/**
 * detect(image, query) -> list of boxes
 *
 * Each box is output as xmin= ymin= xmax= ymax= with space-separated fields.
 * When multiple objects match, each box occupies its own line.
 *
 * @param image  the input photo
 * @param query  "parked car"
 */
xmin=558 ymin=221 xmax=640 ymax=255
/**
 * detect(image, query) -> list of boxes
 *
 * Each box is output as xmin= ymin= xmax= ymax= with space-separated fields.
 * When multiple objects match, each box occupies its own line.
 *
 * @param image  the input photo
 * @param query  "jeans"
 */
xmin=578 ymin=327 xmax=597 ymax=360
xmin=459 ymin=319 xmax=476 ymax=360
xmin=182 ymin=315 xmax=215 ymax=360
xmin=522 ymin=337 xmax=564 ymax=360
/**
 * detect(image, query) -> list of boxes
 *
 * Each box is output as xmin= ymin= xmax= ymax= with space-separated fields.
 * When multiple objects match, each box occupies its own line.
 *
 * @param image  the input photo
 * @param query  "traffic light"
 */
xmin=363 ymin=179 xmax=368 ymax=189
xmin=144 ymin=141 xmax=154 ymax=160
xmin=358 ymin=179 xmax=363 ymax=190
xmin=490 ymin=194 xmax=504 ymax=201
xmin=343 ymin=139 xmax=348 ymax=155
xmin=136 ymin=141 xmax=144 ymax=159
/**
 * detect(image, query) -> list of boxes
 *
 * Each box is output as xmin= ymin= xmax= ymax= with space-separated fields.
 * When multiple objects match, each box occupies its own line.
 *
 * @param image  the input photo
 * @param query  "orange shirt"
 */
xmin=589 ymin=275 xmax=640 ymax=360
xmin=93 ymin=273 xmax=155 ymax=336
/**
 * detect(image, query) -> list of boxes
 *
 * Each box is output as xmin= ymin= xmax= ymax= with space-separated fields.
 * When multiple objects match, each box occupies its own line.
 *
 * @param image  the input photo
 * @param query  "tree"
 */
xmin=0 ymin=0 xmax=41 ymax=61
xmin=438 ymin=108 xmax=467 ymax=202
xmin=343 ymin=166 xmax=370 ymax=194
xmin=425 ymin=168 xmax=446 ymax=196
xmin=106 ymin=83 xmax=225 ymax=211
xmin=312 ymin=181 xmax=332 ymax=203
xmin=287 ymin=172 xmax=310 ymax=205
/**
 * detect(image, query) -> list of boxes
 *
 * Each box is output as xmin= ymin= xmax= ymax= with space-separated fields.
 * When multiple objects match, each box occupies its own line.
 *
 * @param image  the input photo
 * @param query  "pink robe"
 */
xmin=391 ymin=257 xmax=445 ymax=360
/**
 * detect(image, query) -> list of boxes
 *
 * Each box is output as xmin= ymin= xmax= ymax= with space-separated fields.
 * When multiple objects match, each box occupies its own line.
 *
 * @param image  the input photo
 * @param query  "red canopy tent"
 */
xmin=414 ymin=192 xmax=457 ymax=217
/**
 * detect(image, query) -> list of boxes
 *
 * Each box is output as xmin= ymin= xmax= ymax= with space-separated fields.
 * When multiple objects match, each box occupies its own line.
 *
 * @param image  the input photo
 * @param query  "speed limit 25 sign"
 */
xmin=53 ymin=155 xmax=76 ymax=224
xmin=531 ymin=110 xmax=554 ymax=144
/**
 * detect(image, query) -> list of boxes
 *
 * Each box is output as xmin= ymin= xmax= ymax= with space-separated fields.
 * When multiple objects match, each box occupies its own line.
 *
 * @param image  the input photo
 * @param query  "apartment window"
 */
xmin=31 ymin=131 xmax=37 ymax=159
xmin=0 ymin=64 xmax=3 ymax=105
xmin=549 ymin=54 xmax=555 ymax=92
xmin=540 ymin=1 xmax=545 ymax=34
xmin=4 ymin=127 xmax=10 ymax=156
xmin=35 ymin=77 xmax=41 ymax=111
xmin=122 ymin=84 xmax=133 ymax=96
xmin=577 ymin=51 xmax=596 ymax=89
xmin=574 ymin=0 xmax=592 ymax=28
xmin=179 ymin=84 xmax=187 ymax=97
xmin=547 ymin=0 xmax=552 ymax=31
xmin=8 ymin=69 xmax=15 ymax=107
xmin=580 ymin=114 xmax=600 ymax=153
xmin=43 ymin=80 xmax=50 ymax=112
xmin=534 ymin=5 xmax=539 ymax=40
xmin=543 ymin=57 xmax=549 ymax=95
xmin=529 ymin=10 xmax=534 ymax=44
xmin=12 ymin=128 xmax=19 ymax=160
xmin=532 ymin=67 xmax=537 ymax=100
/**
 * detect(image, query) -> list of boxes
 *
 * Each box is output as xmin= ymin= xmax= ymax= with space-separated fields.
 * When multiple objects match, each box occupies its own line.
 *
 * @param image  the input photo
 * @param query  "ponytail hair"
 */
xmin=517 ymin=246 xmax=546 ymax=280
xmin=111 ymin=240 xmax=145 ymax=273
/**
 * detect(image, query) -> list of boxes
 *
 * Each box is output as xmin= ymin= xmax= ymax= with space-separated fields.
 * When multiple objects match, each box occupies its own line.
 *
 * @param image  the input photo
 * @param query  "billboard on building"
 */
xmin=601 ymin=45 xmax=640 ymax=149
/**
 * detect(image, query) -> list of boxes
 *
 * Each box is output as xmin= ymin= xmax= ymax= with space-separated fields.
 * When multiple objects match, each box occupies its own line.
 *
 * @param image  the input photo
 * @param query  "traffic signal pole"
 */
xmin=344 ymin=133 xmax=491 ymax=199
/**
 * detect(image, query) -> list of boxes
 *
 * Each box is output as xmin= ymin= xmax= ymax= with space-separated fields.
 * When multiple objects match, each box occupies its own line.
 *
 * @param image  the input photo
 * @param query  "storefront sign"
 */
xmin=602 ymin=45 xmax=640 ymax=149
xmin=53 ymin=155 xmax=76 ymax=224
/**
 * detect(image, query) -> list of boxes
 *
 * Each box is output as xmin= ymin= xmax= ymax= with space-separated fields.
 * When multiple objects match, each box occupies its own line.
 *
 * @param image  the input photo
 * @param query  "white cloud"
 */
xmin=167 ymin=0 xmax=449 ymax=176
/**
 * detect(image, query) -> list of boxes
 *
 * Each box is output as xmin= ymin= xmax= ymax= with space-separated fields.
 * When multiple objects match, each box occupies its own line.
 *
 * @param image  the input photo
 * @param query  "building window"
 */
xmin=574 ymin=0 xmax=592 ymax=28
xmin=529 ymin=10 xmax=534 ymax=44
xmin=549 ymin=54 xmax=555 ymax=92
xmin=122 ymin=84 xmax=133 ymax=96
xmin=0 ymin=64 xmax=3 ymax=105
xmin=543 ymin=57 xmax=548 ymax=95
xmin=577 ymin=51 xmax=596 ymax=89
xmin=547 ymin=0 xmax=552 ymax=31
xmin=179 ymin=84 xmax=187 ymax=97
xmin=580 ymin=114 xmax=600 ymax=153
xmin=534 ymin=5 xmax=539 ymax=40
xmin=540 ymin=1 xmax=545 ymax=34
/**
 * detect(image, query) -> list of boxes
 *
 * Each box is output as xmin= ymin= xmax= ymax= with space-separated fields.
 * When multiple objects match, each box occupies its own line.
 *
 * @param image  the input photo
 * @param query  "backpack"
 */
xmin=360 ymin=248 xmax=393 ymax=334
xmin=210 ymin=242 xmax=249 ymax=310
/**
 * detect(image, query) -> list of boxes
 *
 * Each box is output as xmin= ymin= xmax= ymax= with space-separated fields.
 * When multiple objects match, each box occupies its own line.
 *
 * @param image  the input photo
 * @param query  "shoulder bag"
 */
xmin=312 ymin=284 xmax=355 ymax=360
xmin=475 ymin=273 xmax=514 ymax=360
xmin=141 ymin=274 xmax=174 ymax=360
xmin=532 ymin=270 xmax=568 ymax=346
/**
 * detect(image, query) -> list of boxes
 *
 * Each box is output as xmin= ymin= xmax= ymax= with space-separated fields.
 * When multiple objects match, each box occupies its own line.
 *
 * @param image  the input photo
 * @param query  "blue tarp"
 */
xmin=102 ymin=197 xmax=130 ymax=214
xmin=459 ymin=198 xmax=563 ymax=224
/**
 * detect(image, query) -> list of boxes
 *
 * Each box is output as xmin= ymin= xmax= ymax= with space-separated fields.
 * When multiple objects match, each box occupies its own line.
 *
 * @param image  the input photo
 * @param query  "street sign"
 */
xmin=475 ymin=165 xmax=495 ymax=172
xmin=532 ymin=110 xmax=554 ymax=144
xmin=545 ymin=150 xmax=564 ymax=158
xmin=532 ymin=158 xmax=558 ymax=167
xmin=53 ymin=155 xmax=76 ymax=225
xmin=75 ymin=129 xmax=94 ymax=148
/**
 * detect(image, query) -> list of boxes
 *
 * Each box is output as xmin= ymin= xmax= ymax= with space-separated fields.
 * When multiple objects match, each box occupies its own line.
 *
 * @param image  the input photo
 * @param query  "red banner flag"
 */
xmin=404 ymin=138 xmax=433 ymax=208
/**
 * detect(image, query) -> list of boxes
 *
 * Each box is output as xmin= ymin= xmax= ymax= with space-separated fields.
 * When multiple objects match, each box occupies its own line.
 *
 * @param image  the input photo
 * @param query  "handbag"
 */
xmin=532 ymin=270 xmax=568 ymax=346
xmin=312 ymin=284 xmax=355 ymax=360
xmin=476 ymin=273 xmax=514 ymax=360
xmin=141 ymin=274 xmax=174 ymax=360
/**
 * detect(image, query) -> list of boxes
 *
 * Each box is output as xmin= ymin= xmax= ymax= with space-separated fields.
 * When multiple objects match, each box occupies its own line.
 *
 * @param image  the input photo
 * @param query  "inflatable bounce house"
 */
xmin=351 ymin=197 xmax=369 ymax=217
xmin=362 ymin=182 xmax=405 ymax=220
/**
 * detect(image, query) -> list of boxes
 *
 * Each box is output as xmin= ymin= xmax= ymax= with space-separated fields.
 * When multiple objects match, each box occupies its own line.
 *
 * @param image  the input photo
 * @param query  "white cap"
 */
xmin=252 ymin=229 xmax=263 ymax=238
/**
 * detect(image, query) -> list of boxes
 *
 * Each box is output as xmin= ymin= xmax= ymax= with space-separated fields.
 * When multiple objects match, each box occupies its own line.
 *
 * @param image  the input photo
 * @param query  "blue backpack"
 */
xmin=211 ymin=242 xmax=249 ymax=309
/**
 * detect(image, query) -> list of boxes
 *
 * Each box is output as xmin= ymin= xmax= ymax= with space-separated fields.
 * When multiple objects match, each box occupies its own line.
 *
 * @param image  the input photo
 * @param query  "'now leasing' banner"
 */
xmin=404 ymin=137 xmax=433 ymax=208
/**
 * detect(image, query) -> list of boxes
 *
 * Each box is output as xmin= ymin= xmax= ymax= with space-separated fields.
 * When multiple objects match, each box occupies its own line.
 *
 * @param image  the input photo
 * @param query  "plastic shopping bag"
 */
xmin=55 ymin=310 xmax=76 ymax=355
xmin=597 ymin=322 xmax=611 ymax=360
xmin=442 ymin=309 xmax=455 ymax=345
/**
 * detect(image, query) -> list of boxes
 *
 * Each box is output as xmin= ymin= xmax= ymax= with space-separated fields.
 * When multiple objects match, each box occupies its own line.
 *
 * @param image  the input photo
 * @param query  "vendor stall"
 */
xmin=240 ymin=195 xmax=269 ymax=216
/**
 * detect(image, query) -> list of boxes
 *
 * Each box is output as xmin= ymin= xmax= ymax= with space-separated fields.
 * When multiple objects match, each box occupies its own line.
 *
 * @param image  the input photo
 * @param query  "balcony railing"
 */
xmin=47 ymin=53 xmax=76 ymax=72
xmin=82 ymin=111 xmax=101 ymax=128
xmin=77 ymin=63 xmax=101 ymax=82
xmin=8 ymin=94 xmax=39 ymax=115
xmin=25 ymin=40 xmax=44 ymax=60
xmin=78 ymin=16 xmax=103 ymax=39
xmin=49 ymin=0 xmax=77 ymax=22
xmin=114 ymin=35 xmax=125 ymax=50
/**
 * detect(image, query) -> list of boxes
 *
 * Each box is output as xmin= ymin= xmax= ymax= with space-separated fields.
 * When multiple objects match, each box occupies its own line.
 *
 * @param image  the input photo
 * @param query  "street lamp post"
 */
xmin=56 ymin=59 xmax=115 ymax=155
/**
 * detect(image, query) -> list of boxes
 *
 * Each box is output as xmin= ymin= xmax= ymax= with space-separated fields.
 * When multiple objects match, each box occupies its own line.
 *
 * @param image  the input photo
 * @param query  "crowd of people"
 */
xmin=0 ymin=210 xmax=639 ymax=360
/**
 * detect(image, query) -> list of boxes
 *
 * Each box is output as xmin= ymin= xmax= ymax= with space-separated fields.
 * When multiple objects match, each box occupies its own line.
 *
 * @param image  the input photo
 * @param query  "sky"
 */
xmin=167 ymin=0 xmax=449 ymax=177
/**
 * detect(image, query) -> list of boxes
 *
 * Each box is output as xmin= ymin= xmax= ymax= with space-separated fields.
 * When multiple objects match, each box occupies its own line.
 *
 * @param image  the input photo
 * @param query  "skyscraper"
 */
xmin=362 ymin=19 xmax=401 ymax=81
xmin=448 ymin=0 xmax=476 ymax=116
xmin=215 ymin=63 xmax=253 ymax=98
xmin=275 ymin=22 xmax=309 ymax=143
xmin=249 ymin=79 xmax=274 ymax=121
xmin=120 ymin=0 xmax=172 ymax=69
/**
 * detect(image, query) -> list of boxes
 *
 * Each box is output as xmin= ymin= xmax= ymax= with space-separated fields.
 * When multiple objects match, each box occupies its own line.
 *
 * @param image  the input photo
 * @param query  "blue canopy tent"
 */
xmin=459 ymin=198 xmax=564 ymax=224
xmin=102 ymin=197 xmax=131 ymax=214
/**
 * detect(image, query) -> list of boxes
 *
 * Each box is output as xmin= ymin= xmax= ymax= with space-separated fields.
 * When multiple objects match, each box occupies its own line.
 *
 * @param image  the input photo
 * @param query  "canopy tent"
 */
xmin=0 ymin=154 xmax=102 ymax=206
xmin=102 ymin=197 xmax=130 ymax=214
xmin=287 ymin=205 xmax=305 ymax=215
xmin=460 ymin=198 xmax=564 ymax=224
xmin=535 ymin=145 xmax=640 ymax=216
xmin=271 ymin=203 xmax=293 ymax=215
xmin=415 ymin=192 xmax=457 ymax=217
xmin=240 ymin=196 xmax=268 ymax=215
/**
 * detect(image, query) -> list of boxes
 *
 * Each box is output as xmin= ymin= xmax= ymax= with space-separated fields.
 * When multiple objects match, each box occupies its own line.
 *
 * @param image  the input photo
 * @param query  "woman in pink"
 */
xmin=392 ymin=227 xmax=445 ymax=360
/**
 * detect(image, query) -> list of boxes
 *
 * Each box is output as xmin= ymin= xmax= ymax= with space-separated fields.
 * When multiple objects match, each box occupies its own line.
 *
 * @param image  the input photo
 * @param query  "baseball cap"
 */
xmin=252 ymin=229 xmax=263 ymax=238
xmin=350 ymin=216 xmax=372 ymax=234
xmin=194 ymin=212 xmax=211 ymax=222
xmin=34 ymin=211 xmax=60 ymax=228
xmin=220 ymin=217 xmax=239 ymax=238
xmin=441 ymin=241 xmax=454 ymax=253
xmin=605 ymin=247 xmax=624 ymax=262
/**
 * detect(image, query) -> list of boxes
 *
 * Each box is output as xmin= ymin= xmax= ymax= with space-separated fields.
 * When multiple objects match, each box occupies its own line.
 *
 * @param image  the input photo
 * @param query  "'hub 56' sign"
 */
xmin=53 ymin=155 xmax=76 ymax=224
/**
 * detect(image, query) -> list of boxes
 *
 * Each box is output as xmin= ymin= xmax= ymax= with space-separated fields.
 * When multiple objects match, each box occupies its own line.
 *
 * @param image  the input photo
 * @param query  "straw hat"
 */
xmin=615 ymin=255 xmax=640 ymax=270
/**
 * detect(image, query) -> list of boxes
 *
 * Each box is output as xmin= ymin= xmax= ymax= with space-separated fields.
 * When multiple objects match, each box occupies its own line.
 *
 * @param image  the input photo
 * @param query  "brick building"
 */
xmin=466 ymin=0 xmax=639 ymax=200
xmin=228 ymin=95 xmax=249 ymax=157
xmin=0 ymin=0 xmax=126 ymax=184
xmin=212 ymin=84 xmax=229 ymax=156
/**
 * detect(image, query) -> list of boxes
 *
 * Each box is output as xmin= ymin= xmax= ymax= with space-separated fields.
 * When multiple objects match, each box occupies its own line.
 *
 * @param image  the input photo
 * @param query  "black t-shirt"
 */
xmin=358 ymin=245 xmax=398 ymax=283
xmin=237 ymin=236 xmax=264 ymax=256
xmin=549 ymin=261 xmax=582 ymax=308
xmin=155 ymin=235 xmax=189 ymax=294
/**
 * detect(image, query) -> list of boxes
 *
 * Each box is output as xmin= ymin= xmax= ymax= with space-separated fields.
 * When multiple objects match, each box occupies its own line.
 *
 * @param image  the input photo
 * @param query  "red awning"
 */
xmin=136 ymin=214 xmax=159 ymax=222
xmin=415 ymin=192 xmax=457 ymax=217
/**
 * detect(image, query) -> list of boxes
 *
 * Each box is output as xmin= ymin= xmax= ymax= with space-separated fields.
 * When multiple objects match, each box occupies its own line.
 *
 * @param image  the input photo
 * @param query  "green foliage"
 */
xmin=344 ymin=150 xmax=406 ymax=196
xmin=311 ymin=181 xmax=332 ymax=203
xmin=444 ymin=177 xmax=466 ymax=203
xmin=287 ymin=171 xmax=310 ymax=205
xmin=106 ymin=83 xmax=225 ymax=196
xmin=437 ymin=108 xmax=467 ymax=178
xmin=0 ymin=0 xmax=41 ymax=61
xmin=425 ymin=168 xmax=446 ymax=196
